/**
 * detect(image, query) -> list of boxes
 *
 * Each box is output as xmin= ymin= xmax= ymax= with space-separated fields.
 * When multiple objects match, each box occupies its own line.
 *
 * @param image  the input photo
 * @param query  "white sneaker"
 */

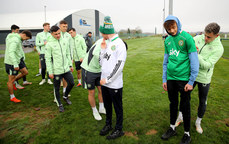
xmin=93 ymin=112 xmax=102 ymax=121
xmin=48 ymin=79 xmax=53 ymax=85
xmin=175 ymin=117 xmax=183 ymax=127
xmin=196 ymin=123 xmax=203 ymax=134
xmin=99 ymin=108 xmax=106 ymax=114
xmin=39 ymin=79 xmax=46 ymax=85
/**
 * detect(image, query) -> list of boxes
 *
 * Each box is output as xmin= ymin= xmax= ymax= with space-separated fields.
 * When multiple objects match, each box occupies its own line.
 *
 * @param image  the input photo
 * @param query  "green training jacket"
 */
xmin=61 ymin=31 xmax=74 ymax=60
xmin=4 ymin=33 xmax=24 ymax=68
xmin=81 ymin=39 xmax=106 ymax=73
xmin=35 ymin=31 xmax=51 ymax=54
xmin=72 ymin=34 xmax=87 ymax=61
xmin=45 ymin=35 xmax=72 ymax=75
xmin=194 ymin=34 xmax=224 ymax=84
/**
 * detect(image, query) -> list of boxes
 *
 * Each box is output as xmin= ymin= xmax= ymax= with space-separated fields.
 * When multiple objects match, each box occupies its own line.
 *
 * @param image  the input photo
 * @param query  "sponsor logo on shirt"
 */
xmin=103 ymin=52 xmax=111 ymax=61
xmin=169 ymin=48 xmax=180 ymax=57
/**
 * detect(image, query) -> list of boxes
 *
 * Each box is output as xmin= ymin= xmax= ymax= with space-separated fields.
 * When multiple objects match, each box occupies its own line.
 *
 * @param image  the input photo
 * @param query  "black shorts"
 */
xmin=81 ymin=68 xmax=101 ymax=90
xmin=5 ymin=58 xmax=26 ymax=75
xmin=75 ymin=61 xmax=82 ymax=70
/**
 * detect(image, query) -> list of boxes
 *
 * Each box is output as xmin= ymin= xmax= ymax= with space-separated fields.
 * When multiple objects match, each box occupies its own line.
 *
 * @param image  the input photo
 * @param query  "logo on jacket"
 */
xmin=178 ymin=40 xmax=184 ymax=46
xmin=169 ymin=48 xmax=180 ymax=57
xmin=111 ymin=45 xmax=116 ymax=51
xmin=103 ymin=53 xmax=111 ymax=61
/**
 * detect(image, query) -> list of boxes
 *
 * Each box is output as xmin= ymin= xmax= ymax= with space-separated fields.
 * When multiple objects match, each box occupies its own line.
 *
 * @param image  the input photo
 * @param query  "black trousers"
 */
xmin=101 ymin=86 xmax=123 ymax=130
xmin=167 ymin=80 xmax=191 ymax=132
xmin=40 ymin=54 xmax=50 ymax=79
xmin=53 ymin=71 xmax=75 ymax=106
xmin=193 ymin=82 xmax=210 ymax=118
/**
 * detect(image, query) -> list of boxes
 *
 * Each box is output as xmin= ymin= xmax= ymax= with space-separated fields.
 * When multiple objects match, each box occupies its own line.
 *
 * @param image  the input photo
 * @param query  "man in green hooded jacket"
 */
xmin=4 ymin=30 xmax=32 ymax=103
xmin=45 ymin=26 xmax=74 ymax=112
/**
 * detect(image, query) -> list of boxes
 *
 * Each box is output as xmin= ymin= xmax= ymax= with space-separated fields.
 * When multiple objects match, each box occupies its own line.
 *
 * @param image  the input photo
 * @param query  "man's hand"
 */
xmin=184 ymin=84 xmax=193 ymax=92
xmin=38 ymin=52 xmax=40 ymax=55
xmin=44 ymin=41 xmax=47 ymax=45
xmin=100 ymin=79 xmax=106 ymax=85
xmin=70 ymin=67 xmax=74 ymax=72
xmin=101 ymin=38 xmax=106 ymax=49
xmin=80 ymin=58 xmax=83 ymax=62
xmin=196 ymin=46 xmax=199 ymax=52
xmin=14 ymin=67 xmax=19 ymax=71
xmin=163 ymin=82 xmax=167 ymax=91
xmin=49 ymin=74 xmax=54 ymax=79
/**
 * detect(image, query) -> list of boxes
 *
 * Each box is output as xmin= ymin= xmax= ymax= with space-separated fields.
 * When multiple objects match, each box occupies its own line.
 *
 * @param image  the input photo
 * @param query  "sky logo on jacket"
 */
xmin=169 ymin=48 xmax=180 ymax=57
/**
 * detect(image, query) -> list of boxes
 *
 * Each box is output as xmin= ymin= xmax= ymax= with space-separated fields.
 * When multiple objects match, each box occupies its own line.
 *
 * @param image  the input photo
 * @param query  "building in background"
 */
xmin=0 ymin=9 xmax=105 ymax=44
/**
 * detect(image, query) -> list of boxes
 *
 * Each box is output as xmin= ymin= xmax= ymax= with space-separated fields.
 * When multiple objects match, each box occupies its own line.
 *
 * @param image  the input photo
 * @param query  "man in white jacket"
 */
xmin=99 ymin=16 xmax=127 ymax=140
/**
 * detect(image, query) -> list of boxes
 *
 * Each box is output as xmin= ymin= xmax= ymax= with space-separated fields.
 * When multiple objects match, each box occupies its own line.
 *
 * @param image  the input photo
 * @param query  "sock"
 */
xmin=10 ymin=94 xmax=15 ymax=99
xmin=178 ymin=111 xmax=183 ymax=119
xmin=99 ymin=102 xmax=104 ymax=109
xmin=63 ymin=87 xmax=66 ymax=94
xmin=170 ymin=124 xmax=175 ymax=130
xmin=78 ymin=79 xmax=81 ymax=84
xmin=184 ymin=131 xmax=190 ymax=136
xmin=196 ymin=117 xmax=202 ymax=124
xmin=92 ymin=107 xmax=98 ymax=113
xmin=39 ymin=68 xmax=41 ymax=74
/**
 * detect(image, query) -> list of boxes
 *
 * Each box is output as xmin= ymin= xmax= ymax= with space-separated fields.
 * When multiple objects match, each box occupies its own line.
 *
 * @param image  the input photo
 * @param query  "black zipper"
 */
xmin=58 ymin=40 xmax=65 ymax=73
xmin=199 ymin=43 xmax=206 ymax=54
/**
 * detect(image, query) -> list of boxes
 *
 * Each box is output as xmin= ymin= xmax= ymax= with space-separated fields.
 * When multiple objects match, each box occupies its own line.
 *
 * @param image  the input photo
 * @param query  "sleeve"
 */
xmin=45 ymin=44 xmax=53 ymax=74
xmin=92 ymin=43 xmax=101 ymax=59
xmin=77 ymin=38 xmax=87 ymax=59
xmin=162 ymin=53 xmax=169 ymax=83
xmin=8 ymin=41 xmax=19 ymax=68
xmin=105 ymin=43 xmax=127 ymax=84
xmin=198 ymin=46 xmax=224 ymax=69
xmin=186 ymin=37 xmax=197 ymax=53
xmin=69 ymin=37 xmax=74 ymax=60
xmin=66 ymin=41 xmax=72 ymax=67
xmin=188 ymin=52 xmax=199 ymax=85
xmin=35 ymin=34 xmax=44 ymax=53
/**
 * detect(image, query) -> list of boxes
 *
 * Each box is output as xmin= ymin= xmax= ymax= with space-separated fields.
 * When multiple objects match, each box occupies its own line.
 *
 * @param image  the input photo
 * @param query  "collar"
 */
xmin=109 ymin=34 xmax=119 ymax=42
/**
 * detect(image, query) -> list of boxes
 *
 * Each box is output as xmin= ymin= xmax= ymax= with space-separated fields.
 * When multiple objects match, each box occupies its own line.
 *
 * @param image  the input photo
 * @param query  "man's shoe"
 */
xmin=39 ymin=79 xmax=46 ymax=85
xmin=59 ymin=105 xmax=64 ymax=112
xmin=63 ymin=97 xmax=72 ymax=105
xmin=16 ymin=84 xmax=25 ymax=89
xmin=93 ymin=112 xmax=102 ymax=121
xmin=10 ymin=97 xmax=21 ymax=103
xmin=180 ymin=134 xmax=191 ymax=144
xmin=175 ymin=117 xmax=183 ymax=127
xmin=13 ymin=84 xmax=17 ymax=91
xmin=35 ymin=73 xmax=41 ymax=77
xmin=76 ymin=83 xmax=82 ymax=87
xmin=100 ymin=125 xmax=113 ymax=136
xmin=23 ymin=81 xmax=32 ymax=85
xmin=196 ymin=123 xmax=203 ymax=134
xmin=99 ymin=108 xmax=106 ymax=114
xmin=161 ymin=127 xmax=177 ymax=140
xmin=47 ymin=79 xmax=53 ymax=85
xmin=106 ymin=129 xmax=124 ymax=140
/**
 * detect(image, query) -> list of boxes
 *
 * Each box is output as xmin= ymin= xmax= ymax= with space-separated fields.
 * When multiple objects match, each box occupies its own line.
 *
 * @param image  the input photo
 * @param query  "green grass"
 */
xmin=221 ymin=39 xmax=229 ymax=58
xmin=0 ymin=37 xmax=229 ymax=144
xmin=0 ymin=50 xmax=5 ymax=55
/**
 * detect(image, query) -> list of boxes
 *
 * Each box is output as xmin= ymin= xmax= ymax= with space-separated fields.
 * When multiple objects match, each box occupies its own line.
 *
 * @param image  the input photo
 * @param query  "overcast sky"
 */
xmin=1 ymin=0 xmax=229 ymax=33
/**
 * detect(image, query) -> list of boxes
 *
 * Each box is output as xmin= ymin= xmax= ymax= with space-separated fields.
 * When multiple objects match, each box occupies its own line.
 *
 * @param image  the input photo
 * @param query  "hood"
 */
xmin=164 ymin=15 xmax=182 ymax=35
xmin=6 ymin=33 xmax=21 ymax=41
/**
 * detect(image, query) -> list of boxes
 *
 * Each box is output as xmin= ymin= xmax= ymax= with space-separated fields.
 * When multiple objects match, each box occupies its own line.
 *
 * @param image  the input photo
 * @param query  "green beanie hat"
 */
xmin=99 ymin=16 xmax=115 ymax=34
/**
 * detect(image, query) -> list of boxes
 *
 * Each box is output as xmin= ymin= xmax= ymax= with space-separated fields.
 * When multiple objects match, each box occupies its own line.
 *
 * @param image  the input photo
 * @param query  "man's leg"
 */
xmin=100 ymin=86 xmax=113 ymax=136
xmin=53 ymin=74 xmax=64 ymax=112
xmin=161 ymin=80 xmax=178 ymax=140
xmin=179 ymin=81 xmax=191 ymax=143
xmin=195 ymin=82 xmax=210 ymax=134
xmin=88 ymin=89 xmax=102 ymax=120
xmin=97 ymin=86 xmax=106 ymax=114
xmin=75 ymin=61 xmax=82 ymax=86
xmin=14 ymin=67 xmax=28 ymax=82
xmin=39 ymin=55 xmax=46 ymax=85
xmin=62 ymin=72 xmax=74 ymax=105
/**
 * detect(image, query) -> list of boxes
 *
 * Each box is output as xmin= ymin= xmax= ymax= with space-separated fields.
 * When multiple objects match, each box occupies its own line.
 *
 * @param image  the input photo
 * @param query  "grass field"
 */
xmin=0 ymin=50 xmax=5 ymax=55
xmin=0 ymin=37 xmax=229 ymax=144
xmin=221 ymin=39 xmax=229 ymax=58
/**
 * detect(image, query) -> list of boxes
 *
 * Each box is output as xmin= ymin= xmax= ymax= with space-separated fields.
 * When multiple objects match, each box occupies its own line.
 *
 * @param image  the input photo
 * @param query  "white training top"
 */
xmin=100 ymin=34 xmax=127 ymax=89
